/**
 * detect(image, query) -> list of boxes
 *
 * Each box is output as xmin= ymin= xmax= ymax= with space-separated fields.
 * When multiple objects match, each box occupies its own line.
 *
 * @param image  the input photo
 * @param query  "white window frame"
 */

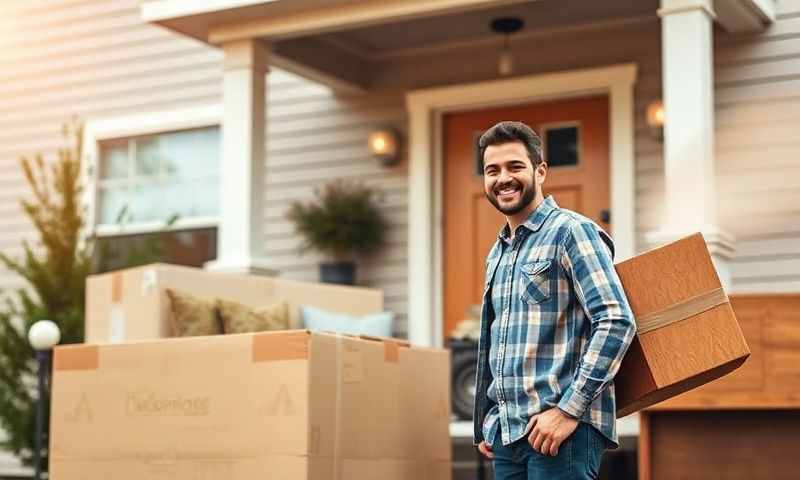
xmin=81 ymin=105 xmax=222 ymax=238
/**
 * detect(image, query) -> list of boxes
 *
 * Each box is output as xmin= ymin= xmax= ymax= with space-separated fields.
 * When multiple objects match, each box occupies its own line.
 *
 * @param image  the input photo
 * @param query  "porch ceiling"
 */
xmin=143 ymin=0 xmax=659 ymax=92
xmin=323 ymin=0 xmax=657 ymax=55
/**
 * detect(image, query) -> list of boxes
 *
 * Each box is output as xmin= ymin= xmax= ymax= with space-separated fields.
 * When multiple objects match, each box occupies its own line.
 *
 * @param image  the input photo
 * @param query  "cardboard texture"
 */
xmin=85 ymin=263 xmax=384 ymax=343
xmin=50 ymin=331 xmax=452 ymax=479
xmin=614 ymin=233 xmax=750 ymax=417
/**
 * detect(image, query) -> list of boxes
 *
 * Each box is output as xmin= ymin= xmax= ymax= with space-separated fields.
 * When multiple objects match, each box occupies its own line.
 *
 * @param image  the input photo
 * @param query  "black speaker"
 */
xmin=449 ymin=338 xmax=479 ymax=421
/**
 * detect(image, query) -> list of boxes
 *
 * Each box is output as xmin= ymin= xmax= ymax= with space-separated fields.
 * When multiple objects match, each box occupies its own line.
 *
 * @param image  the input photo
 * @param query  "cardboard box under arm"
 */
xmin=614 ymin=233 xmax=751 ymax=417
xmin=50 ymin=331 xmax=452 ymax=479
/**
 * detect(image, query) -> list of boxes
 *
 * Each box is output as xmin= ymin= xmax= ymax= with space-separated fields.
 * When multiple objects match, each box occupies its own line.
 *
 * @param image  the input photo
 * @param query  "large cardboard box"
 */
xmin=50 ymin=331 xmax=452 ymax=479
xmin=85 ymin=264 xmax=384 ymax=342
xmin=614 ymin=233 xmax=750 ymax=417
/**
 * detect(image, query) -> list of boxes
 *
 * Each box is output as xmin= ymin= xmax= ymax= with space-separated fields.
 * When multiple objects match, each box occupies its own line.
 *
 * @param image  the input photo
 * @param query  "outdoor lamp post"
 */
xmin=28 ymin=320 xmax=61 ymax=480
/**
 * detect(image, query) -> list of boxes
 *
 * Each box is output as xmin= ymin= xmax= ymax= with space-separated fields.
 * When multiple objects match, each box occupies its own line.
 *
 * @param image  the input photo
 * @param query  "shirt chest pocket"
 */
xmin=519 ymin=260 xmax=552 ymax=305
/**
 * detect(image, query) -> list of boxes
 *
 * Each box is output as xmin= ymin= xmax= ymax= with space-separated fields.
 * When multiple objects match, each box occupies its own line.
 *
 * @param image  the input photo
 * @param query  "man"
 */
xmin=472 ymin=121 xmax=636 ymax=479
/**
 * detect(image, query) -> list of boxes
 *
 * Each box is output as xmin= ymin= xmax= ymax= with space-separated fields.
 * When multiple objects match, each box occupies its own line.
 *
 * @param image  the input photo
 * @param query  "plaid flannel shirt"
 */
xmin=472 ymin=196 xmax=636 ymax=448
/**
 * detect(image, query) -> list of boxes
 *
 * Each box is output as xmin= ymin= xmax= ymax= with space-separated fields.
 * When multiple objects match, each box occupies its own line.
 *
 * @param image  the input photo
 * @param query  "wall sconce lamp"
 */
xmin=368 ymin=129 xmax=400 ymax=166
xmin=646 ymin=99 xmax=665 ymax=140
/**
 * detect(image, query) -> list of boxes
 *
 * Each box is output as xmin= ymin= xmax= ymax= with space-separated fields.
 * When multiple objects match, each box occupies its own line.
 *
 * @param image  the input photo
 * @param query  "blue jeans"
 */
xmin=492 ymin=422 xmax=606 ymax=480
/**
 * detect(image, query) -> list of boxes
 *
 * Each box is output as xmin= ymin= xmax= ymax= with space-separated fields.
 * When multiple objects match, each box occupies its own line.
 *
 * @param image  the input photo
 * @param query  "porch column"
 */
xmin=206 ymin=39 xmax=274 ymax=275
xmin=648 ymin=0 xmax=735 ymax=289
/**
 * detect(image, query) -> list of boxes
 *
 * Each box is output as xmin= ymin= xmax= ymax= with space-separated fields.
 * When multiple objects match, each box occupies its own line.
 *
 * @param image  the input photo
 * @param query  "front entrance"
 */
xmin=442 ymin=95 xmax=610 ymax=338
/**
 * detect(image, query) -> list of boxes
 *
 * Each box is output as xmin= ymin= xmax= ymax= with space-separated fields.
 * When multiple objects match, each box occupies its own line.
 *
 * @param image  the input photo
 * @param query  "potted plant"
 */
xmin=286 ymin=179 xmax=386 ymax=285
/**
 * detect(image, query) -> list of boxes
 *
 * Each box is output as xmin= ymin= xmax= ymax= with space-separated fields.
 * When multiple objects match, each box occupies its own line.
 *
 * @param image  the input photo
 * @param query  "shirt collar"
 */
xmin=498 ymin=195 xmax=559 ymax=244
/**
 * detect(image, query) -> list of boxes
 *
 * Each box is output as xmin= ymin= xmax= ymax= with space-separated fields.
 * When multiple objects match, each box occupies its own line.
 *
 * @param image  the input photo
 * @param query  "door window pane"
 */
xmin=544 ymin=125 xmax=580 ymax=168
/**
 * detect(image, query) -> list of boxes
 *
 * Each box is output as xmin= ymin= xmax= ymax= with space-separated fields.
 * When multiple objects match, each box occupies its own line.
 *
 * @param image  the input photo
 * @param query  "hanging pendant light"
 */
xmin=491 ymin=17 xmax=524 ymax=76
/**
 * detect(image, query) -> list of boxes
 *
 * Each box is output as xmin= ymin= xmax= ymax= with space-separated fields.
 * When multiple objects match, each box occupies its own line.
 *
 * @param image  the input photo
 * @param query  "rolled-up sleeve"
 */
xmin=556 ymin=221 xmax=637 ymax=419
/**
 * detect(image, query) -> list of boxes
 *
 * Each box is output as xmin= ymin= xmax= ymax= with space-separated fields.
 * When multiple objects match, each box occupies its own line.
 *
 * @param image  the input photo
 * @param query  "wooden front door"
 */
xmin=443 ymin=96 xmax=610 ymax=338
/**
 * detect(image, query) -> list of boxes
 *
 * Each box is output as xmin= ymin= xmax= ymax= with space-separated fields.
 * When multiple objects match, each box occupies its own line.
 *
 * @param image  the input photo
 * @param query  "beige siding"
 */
xmin=715 ymin=0 xmax=800 ymax=293
xmin=263 ymin=86 xmax=409 ymax=329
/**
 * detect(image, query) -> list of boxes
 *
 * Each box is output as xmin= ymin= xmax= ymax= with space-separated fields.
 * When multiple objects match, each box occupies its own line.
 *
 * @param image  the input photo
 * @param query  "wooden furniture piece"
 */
xmin=637 ymin=294 xmax=800 ymax=480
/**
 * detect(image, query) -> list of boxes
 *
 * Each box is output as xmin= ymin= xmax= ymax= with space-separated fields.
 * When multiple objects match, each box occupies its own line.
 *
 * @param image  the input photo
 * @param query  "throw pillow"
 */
xmin=165 ymin=288 xmax=222 ymax=337
xmin=217 ymin=299 xmax=290 ymax=334
xmin=300 ymin=305 xmax=394 ymax=337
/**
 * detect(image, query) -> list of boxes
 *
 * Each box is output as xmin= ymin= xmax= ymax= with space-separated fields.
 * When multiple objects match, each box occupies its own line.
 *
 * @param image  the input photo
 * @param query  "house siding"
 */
xmin=715 ymin=0 xmax=800 ymax=293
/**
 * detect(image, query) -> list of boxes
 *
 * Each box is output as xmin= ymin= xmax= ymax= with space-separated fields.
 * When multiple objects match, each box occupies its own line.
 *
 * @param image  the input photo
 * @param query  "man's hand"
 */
xmin=477 ymin=441 xmax=494 ymax=459
xmin=527 ymin=408 xmax=579 ymax=456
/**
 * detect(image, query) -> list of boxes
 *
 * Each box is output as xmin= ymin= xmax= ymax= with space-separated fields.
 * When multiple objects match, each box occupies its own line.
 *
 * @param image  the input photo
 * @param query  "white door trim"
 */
xmin=405 ymin=63 xmax=638 ymax=347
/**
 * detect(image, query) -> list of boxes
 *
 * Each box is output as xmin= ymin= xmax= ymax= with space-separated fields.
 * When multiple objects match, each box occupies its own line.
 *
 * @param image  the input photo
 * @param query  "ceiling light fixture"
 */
xmin=491 ymin=17 xmax=524 ymax=76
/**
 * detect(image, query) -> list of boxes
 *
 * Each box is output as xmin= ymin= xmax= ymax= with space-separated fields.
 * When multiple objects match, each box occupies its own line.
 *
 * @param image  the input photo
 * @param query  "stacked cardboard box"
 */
xmin=84 ymin=263 xmax=384 ymax=342
xmin=50 ymin=330 xmax=452 ymax=479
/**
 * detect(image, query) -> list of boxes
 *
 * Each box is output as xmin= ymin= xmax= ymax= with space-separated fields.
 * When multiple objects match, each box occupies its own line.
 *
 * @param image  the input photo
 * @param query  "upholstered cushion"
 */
xmin=217 ymin=298 xmax=290 ymax=334
xmin=165 ymin=288 xmax=222 ymax=337
xmin=300 ymin=305 xmax=394 ymax=337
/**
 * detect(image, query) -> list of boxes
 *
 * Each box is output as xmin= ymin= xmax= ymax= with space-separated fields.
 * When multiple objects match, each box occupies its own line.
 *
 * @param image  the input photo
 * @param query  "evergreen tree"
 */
xmin=0 ymin=120 xmax=90 ymax=470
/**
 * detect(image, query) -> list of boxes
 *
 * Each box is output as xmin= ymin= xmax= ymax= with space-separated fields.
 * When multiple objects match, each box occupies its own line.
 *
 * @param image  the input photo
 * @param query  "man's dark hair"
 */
xmin=478 ymin=121 xmax=543 ymax=167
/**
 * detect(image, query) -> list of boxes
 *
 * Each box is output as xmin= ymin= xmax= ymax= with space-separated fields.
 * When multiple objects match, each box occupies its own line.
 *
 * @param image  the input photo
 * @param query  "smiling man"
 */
xmin=472 ymin=121 xmax=636 ymax=479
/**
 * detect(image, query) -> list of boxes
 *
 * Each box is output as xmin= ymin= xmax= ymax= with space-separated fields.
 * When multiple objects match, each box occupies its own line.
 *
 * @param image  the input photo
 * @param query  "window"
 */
xmin=84 ymin=106 xmax=222 ymax=270
xmin=96 ymin=126 xmax=220 ymax=227
xmin=542 ymin=124 xmax=580 ymax=168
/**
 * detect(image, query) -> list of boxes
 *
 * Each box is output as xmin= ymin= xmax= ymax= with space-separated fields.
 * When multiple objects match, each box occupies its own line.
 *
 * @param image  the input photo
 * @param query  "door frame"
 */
xmin=405 ymin=63 xmax=638 ymax=347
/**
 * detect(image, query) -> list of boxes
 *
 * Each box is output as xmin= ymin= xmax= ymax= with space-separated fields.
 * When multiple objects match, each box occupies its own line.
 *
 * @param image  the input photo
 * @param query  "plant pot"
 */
xmin=319 ymin=261 xmax=356 ymax=285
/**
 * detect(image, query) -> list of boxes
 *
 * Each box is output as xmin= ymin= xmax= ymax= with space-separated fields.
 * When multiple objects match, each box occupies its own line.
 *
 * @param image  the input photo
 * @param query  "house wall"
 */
xmin=715 ymin=0 xmax=800 ymax=293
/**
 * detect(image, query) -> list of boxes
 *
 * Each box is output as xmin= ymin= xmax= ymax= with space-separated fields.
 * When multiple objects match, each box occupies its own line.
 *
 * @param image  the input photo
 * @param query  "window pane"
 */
xmin=193 ymin=176 xmax=219 ymax=217
xmin=129 ymin=182 xmax=164 ymax=223
xmin=98 ymin=186 xmax=129 ymax=225
xmin=162 ymin=180 xmax=194 ymax=219
xmin=161 ymin=127 xmax=219 ymax=179
xmin=135 ymin=137 xmax=161 ymax=177
xmin=99 ymin=141 xmax=129 ymax=180
xmin=544 ymin=126 xmax=579 ymax=168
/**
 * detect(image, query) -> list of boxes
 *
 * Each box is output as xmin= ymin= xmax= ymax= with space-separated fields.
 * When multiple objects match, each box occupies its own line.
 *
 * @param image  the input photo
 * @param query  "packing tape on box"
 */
xmin=54 ymin=345 xmax=99 ymax=371
xmin=251 ymin=331 xmax=310 ymax=362
xmin=109 ymin=272 xmax=125 ymax=343
xmin=111 ymin=272 xmax=123 ymax=303
xmin=636 ymin=287 xmax=729 ymax=335
xmin=358 ymin=334 xmax=409 ymax=363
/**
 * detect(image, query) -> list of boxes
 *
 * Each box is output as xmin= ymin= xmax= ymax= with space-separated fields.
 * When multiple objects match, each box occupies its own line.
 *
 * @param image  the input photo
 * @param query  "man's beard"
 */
xmin=485 ymin=179 xmax=537 ymax=216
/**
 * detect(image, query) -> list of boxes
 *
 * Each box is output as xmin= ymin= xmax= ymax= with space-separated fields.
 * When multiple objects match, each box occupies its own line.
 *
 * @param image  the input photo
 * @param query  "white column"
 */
xmin=647 ymin=0 xmax=735 ymax=289
xmin=406 ymin=101 xmax=436 ymax=347
xmin=206 ymin=39 xmax=275 ymax=275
